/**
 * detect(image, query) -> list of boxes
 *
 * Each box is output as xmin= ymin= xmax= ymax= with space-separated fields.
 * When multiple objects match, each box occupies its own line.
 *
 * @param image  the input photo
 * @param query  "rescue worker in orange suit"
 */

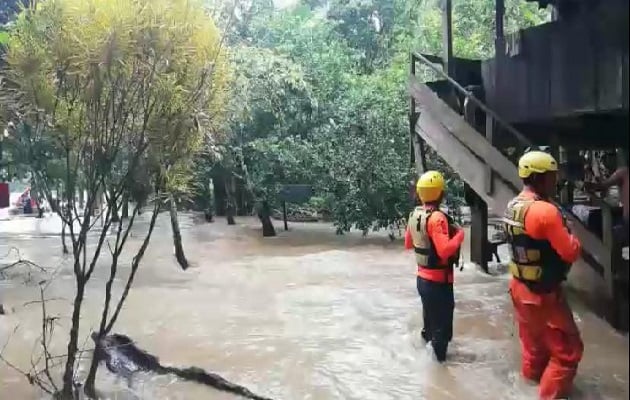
xmin=503 ymin=151 xmax=583 ymax=399
xmin=404 ymin=171 xmax=465 ymax=362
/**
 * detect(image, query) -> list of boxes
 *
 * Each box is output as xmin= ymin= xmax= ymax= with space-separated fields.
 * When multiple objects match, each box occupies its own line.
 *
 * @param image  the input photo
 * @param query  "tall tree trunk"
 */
xmin=169 ymin=194 xmax=189 ymax=270
xmin=258 ymin=200 xmax=276 ymax=237
xmin=203 ymin=177 xmax=213 ymax=222
xmin=32 ymin=187 xmax=44 ymax=218
xmin=109 ymin=194 xmax=120 ymax=223
xmin=212 ymin=168 xmax=227 ymax=216
xmin=78 ymin=186 xmax=85 ymax=210
xmin=61 ymin=281 xmax=85 ymax=398
xmin=121 ymin=193 xmax=129 ymax=220
xmin=60 ymin=204 xmax=70 ymax=254
xmin=225 ymin=177 xmax=236 ymax=225
xmin=236 ymin=179 xmax=247 ymax=216
xmin=61 ymin=222 xmax=69 ymax=254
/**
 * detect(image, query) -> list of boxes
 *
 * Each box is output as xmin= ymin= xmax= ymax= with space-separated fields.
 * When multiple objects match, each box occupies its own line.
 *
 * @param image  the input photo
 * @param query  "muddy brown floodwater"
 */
xmin=1 ymin=214 xmax=628 ymax=400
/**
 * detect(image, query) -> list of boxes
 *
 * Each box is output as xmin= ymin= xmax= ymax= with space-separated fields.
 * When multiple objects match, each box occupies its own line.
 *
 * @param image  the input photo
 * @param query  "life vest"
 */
xmin=503 ymin=196 xmax=571 ymax=293
xmin=408 ymin=206 xmax=458 ymax=271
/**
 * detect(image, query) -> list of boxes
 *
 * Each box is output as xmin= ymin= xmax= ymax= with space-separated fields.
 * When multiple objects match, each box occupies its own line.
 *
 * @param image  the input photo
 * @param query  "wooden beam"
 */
xmin=485 ymin=115 xmax=495 ymax=195
xmin=410 ymin=77 xmax=521 ymax=188
xmin=495 ymin=0 xmax=505 ymax=49
xmin=409 ymin=54 xmax=417 ymax=171
xmin=467 ymin=183 xmax=489 ymax=272
xmin=414 ymin=110 xmax=515 ymax=213
xmin=413 ymin=131 xmax=427 ymax=175
xmin=442 ymin=0 xmax=453 ymax=77
xmin=601 ymin=205 xmax=616 ymax=306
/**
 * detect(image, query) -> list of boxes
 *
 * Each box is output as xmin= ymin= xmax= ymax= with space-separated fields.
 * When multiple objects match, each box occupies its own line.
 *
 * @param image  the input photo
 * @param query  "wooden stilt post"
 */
xmin=442 ymin=0 xmax=453 ymax=77
xmin=496 ymin=0 xmax=505 ymax=52
xmin=462 ymin=83 xmax=490 ymax=273
xmin=465 ymin=184 xmax=489 ymax=273
xmin=410 ymin=54 xmax=427 ymax=176
xmin=601 ymin=203 xmax=616 ymax=319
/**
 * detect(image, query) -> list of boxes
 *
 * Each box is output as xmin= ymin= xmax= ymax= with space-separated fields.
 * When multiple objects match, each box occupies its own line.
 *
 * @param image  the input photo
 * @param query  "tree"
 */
xmin=217 ymin=45 xmax=316 ymax=235
xmin=0 ymin=0 xmax=28 ymax=27
xmin=190 ymin=0 xmax=549 ymax=239
xmin=240 ymin=5 xmax=415 ymax=235
xmin=1 ymin=0 xmax=228 ymax=397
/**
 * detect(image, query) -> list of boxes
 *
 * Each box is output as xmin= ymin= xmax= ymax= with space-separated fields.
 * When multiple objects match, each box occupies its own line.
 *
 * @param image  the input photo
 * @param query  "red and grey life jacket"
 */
xmin=408 ymin=207 xmax=459 ymax=272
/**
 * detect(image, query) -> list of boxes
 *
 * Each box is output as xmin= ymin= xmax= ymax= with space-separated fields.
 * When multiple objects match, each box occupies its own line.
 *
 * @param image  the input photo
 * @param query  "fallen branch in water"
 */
xmin=0 ymin=259 xmax=47 ymax=275
xmin=92 ymin=333 xmax=275 ymax=400
xmin=0 ymin=248 xmax=49 ymax=284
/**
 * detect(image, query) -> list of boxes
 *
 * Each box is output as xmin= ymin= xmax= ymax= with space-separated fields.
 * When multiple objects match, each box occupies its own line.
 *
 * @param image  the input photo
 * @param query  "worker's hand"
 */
xmin=454 ymin=226 xmax=465 ymax=241
xmin=564 ymin=217 xmax=574 ymax=234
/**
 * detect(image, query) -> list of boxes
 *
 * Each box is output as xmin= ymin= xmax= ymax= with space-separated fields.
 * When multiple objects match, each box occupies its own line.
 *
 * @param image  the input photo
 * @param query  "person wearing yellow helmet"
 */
xmin=404 ymin=170 xmax=465 ymax=362
xmin=504 ymin=150 xmax=583 ymax=399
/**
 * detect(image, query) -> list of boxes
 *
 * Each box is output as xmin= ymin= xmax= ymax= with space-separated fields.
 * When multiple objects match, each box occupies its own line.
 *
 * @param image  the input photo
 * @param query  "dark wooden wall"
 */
xmin=482 ymin=0 xmax=629 ymax=125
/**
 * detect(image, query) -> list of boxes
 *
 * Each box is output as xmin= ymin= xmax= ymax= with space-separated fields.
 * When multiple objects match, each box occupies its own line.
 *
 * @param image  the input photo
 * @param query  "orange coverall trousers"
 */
xmin=510 ymin=279 xmax=584 ymax=399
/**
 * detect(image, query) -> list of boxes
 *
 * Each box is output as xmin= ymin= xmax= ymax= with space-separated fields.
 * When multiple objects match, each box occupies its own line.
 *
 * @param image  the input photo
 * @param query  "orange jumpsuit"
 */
xmin=508 ymin=189 xmax=583 ymax=400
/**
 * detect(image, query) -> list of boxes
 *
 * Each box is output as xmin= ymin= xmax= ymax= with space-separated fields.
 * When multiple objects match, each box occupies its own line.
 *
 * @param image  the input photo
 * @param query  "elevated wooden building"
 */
xmin=409 ymin=0 xmax=628 ymax=330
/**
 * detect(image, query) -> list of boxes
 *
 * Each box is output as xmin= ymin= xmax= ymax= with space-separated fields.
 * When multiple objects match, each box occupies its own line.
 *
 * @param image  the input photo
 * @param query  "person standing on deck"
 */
xmin=404 ymin=171 xmax=465 ymax=362
xmin=585 ymin=150 xmax=629 ymax=244
xmin=503 ymin=151 xmax=583 ymax=400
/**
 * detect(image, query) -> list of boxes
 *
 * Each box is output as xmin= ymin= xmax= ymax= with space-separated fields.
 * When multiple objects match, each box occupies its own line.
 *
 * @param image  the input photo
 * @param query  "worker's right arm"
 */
xmin=528 ymin=202 xmax=582 ymax=264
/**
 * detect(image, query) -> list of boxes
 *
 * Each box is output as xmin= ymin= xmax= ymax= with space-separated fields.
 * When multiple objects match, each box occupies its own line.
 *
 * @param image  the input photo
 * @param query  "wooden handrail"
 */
xmin=411 ymin=51 xmax=533 ymax=148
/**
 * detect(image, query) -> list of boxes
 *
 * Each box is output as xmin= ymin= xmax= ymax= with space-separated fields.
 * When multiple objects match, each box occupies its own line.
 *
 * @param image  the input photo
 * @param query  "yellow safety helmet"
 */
xmin=416 ymin=171 xmax=445 ymax=203
xmin=518 ymin=150 xmax=558 ymax=178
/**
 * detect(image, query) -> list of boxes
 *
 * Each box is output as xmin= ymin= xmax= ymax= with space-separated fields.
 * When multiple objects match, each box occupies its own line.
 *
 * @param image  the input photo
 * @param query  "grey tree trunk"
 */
xmin=110 ymin=194 xmax=120 ymax=223
xmin=121 ymin=193 xmax=129 ymax=220
xmin=258 ymin=200 xmax=276 ymax=237
xmin=169 ymin=194 xmax=189 ymax=270
xmin=225 ymin=177 xmax=236 ymax=225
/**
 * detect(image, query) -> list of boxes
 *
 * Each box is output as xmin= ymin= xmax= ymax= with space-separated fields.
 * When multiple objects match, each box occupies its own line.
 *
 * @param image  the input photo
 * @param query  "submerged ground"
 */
xmin=0 ymin=214 xmax=628 ymax=399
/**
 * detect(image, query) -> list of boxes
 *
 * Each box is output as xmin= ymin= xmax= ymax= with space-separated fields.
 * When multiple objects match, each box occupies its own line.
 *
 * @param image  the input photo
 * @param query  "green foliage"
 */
xmin=3 ymin=0 xmax=229 ymax=194
xmin=1 ymin=0 xmax=231 ymax=394
xmin=205 ymin=0 xmax=549 ymax=235
xmin=0 ymin=31 xmax=9 ymax=46
xmin=0 ymin=0 xmax=27 ymax=26
xmin=409 ymin=0 xmax=549 ymax=59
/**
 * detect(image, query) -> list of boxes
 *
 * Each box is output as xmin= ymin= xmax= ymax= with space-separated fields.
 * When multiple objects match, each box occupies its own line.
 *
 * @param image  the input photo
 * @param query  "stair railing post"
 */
xmin=410 ymin=53 xmax=427 ymax=175
xmin=601 ymin=204 xmax=617 ymax=320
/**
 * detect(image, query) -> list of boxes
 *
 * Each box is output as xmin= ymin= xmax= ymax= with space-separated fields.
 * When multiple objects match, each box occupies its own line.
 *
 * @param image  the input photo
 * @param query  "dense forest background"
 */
xmin=0 ymin=0 xmax=550 ymax=235
xmin=201 ymin=0 xmax=549 ymax=234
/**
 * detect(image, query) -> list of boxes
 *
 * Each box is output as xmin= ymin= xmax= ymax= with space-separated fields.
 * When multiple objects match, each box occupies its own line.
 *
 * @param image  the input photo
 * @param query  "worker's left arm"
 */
xmin=531 ymin=203 xmax=582 ymax=264
xmin=429 ymin=213 xmax=465 ymax=260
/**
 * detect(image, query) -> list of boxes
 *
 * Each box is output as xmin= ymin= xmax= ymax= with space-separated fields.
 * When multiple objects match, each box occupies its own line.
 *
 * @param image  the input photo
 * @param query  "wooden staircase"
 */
xmin=409 ymin=75 xmax=628 ymax=331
